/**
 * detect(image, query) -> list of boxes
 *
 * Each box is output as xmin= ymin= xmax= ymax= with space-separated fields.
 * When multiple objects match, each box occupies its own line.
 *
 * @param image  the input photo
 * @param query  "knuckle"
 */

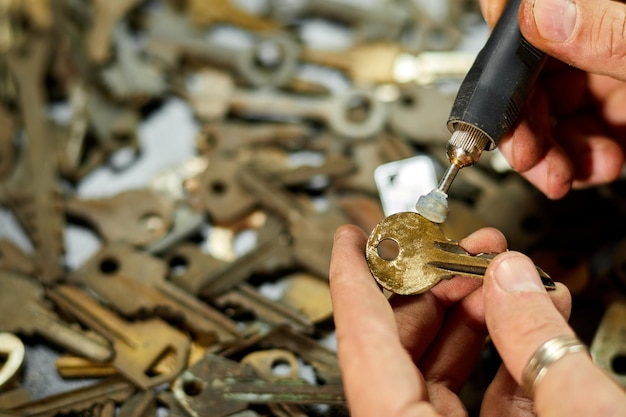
xmin=590 ymin=8 xmax=626 ymax=63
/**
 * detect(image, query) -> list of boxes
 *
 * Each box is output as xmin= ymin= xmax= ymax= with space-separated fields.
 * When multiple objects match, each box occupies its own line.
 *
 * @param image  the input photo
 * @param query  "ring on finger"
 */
xmin=521 ymin=335 xmax=589 ymax=399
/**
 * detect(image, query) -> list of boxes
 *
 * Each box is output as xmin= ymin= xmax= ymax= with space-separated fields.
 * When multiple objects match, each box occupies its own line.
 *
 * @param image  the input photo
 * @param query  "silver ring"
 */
xmin=521 ymin=335 xmax=588 ymax=399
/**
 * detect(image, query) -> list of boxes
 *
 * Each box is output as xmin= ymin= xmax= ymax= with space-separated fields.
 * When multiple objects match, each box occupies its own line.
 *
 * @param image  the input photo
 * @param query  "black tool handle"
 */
xmin=447 ymin=0 xmax=547 ymax=149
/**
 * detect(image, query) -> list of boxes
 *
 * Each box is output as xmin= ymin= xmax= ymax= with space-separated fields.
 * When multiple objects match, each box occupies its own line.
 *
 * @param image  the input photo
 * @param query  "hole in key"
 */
xmin=201 ymin=130 xmax=219 ymax=151
xmin=271 ymin=358 xmax=292 ymax=377
xmin=222 ymin=302 xmax=256 ymax=322
xmin=399 ymin=93 xmax=415 ymax=107
xmin=345 ymin=94 xmax=372 ymax=123
xmin=182 ymin=378 xmax=204 ymax=396
xmin=210 ymin=180 xmax=227 ymax=195
xmin=253 ymin=40 xmax=284 ymax=70
xmin=140 ymin=212 xmax=164 ymax=233
xmin=99 ymin=257 xmax=120 ymax=275
xmin=611 ymin=354 xmax=626 ymax=375
xmin=377 ymin=238 xmax=399 ymax=261
xmin=168 ymin=255 xmax=189 ymax=276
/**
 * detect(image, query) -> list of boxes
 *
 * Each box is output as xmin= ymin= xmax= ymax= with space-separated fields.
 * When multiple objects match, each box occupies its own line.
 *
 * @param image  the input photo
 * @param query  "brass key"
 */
xmin=365 ymin=212 xmax=556 ymax=295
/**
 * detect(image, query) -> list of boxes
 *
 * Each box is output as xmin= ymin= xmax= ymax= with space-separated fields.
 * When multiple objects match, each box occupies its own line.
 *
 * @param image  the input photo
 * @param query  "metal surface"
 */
xmin=365 ymin=211 xmax=555 ymax=295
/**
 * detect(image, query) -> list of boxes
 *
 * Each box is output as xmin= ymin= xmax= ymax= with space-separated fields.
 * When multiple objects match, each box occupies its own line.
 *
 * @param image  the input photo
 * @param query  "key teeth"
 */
xmin=415 ymin=189 xmax=449 ymax=224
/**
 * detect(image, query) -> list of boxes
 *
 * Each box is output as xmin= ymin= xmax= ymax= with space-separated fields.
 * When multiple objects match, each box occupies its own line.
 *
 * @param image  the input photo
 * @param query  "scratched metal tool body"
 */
xmin=366 ymin=212 xmax=556 ymax=295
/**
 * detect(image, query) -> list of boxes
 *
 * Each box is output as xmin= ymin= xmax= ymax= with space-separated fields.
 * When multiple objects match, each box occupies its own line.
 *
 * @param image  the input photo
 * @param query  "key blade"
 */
xmin=432 ymin=242 xmax=556 ymax=290
xmin=429 ymin=241 xmax=556 ymax=290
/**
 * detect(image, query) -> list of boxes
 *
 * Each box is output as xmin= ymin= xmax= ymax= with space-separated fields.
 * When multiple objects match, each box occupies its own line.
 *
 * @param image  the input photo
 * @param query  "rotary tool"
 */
xmin=416 ymin=0 xmax=547 ymax=223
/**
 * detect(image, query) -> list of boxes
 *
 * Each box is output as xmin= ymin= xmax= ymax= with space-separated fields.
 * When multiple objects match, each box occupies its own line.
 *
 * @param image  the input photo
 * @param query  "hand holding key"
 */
xmin=329 ymin=225 xmax=626 ymax=416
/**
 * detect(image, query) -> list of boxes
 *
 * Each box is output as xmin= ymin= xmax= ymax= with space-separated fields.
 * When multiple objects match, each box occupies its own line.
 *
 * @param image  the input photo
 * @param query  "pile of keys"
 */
xmin=1 ymin=0 xmax=626 ymax=416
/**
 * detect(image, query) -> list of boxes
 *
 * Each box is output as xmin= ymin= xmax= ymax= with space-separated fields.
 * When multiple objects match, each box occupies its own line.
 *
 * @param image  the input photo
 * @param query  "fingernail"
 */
xmin=492 ymin=253 xmax=546 ymax=293
xmin=533 ymin=0 xmax=577 ymax=42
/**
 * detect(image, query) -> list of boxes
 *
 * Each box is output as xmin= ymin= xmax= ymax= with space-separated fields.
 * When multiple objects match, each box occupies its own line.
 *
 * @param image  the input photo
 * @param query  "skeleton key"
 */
xmin=5 ymin=35 xmax=65 ymax=283
xmin=68 ymin=244 xmax=242 ymax=344
xmin=0 ymin=333 xmax=24 ymax=391
xmin=229 ymin=86 xmax=388 ymax=140
xmin=365 ymin=212 xmax=556 ymax=295
xmin=0 ymin=270 xmax=113 ymax=363
xmin=47 ymin=284 xmax=190 ymax=389
xmin=185 ymin=68 xmax=386 ymax=138
xmin=86 ymin=0 xmax=143 ymax=63
xmin=65 ymin=189 xmax=175 ymax=247
xmin=6 ymin=377 xmax=134 ymax=417
xmin=146 ymin=8 xmax=298 ymax=88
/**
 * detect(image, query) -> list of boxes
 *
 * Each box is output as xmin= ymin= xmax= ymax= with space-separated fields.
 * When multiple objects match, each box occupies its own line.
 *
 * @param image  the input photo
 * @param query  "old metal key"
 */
xmin=366 ymin=212 xmax=556 ymax=295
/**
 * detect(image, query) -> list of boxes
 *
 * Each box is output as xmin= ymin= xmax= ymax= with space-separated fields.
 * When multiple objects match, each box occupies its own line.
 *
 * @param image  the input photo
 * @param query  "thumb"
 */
xmin=484 ymin=251 xmax=626 ymax=416
xmin=519 ymin=0 xmax=626 ymax=81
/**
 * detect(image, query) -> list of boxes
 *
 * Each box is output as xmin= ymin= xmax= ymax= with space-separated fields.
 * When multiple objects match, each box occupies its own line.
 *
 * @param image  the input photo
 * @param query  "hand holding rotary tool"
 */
xmin=417 ymin=0 xmax=626 ymax=223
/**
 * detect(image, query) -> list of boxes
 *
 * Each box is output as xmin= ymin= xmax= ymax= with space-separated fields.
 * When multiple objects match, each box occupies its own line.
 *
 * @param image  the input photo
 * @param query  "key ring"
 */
xmin=521 ymin=335 xmax=589 ymax=399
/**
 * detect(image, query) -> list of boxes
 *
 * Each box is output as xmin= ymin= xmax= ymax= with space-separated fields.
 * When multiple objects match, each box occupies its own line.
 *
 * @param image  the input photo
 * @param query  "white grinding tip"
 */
xmin=415 ymin=188 xmax=449 ymax=224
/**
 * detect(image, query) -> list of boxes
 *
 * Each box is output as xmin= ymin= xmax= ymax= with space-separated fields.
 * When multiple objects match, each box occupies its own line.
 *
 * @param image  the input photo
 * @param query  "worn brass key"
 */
xmin=365 ymin=212 xmax=556 ymax=295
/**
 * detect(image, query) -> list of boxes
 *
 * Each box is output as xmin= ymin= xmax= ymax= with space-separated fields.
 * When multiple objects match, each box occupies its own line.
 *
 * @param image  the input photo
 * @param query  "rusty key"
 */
xmin=47 ymin=285 xmax=190 ymax=389
xmin=366 ymin=212 xmax=555 ymax=295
